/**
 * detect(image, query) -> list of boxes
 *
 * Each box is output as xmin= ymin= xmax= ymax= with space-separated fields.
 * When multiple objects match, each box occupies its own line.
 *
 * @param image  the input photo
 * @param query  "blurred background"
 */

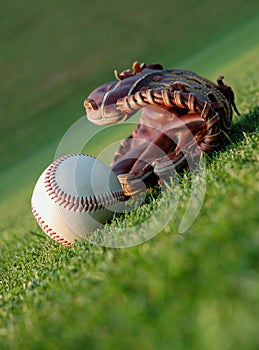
xmin=0 ymin=0 xmax=258 ymax=198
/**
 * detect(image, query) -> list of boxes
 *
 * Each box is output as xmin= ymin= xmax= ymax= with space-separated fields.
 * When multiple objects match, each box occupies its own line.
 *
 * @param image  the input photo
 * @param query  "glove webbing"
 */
xmin=117 ymin=88 xmax=223 ymax=151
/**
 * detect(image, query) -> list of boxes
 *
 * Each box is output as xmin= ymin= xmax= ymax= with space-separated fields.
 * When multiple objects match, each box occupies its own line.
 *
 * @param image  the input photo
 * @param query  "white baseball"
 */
xmin=31 ymin=154 xmax=125 ymax=246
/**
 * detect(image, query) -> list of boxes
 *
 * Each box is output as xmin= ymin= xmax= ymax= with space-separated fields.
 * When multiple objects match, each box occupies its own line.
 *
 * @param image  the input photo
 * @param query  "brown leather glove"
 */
xmin=84 ymin=61 xmax=239 ymax=196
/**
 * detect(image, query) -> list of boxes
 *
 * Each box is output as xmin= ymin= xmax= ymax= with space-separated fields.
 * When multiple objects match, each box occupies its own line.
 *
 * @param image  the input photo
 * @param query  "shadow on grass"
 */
xmin=205 ymin=105 xmax=259 ymax=159
xmin=230 ymin=105 xmax=259 ymax=141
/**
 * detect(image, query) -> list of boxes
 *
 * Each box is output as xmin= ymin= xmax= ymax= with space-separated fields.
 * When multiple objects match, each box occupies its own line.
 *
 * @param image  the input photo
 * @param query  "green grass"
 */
xmin=0 ymin=1 xmax=259 ymax=349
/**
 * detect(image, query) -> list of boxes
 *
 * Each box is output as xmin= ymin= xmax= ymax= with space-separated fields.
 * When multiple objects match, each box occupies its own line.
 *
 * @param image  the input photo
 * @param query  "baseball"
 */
xmin=31 ymin=154 xmax=125 ymax=246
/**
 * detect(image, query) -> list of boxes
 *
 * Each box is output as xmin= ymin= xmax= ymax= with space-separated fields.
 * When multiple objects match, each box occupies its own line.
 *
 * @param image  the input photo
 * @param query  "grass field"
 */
xmin=0 ymin=1 xmax=259 ymax=349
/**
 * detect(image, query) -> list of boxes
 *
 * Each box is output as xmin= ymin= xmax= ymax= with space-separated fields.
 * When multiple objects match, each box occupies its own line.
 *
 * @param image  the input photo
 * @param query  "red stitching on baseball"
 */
xmin=31 ymin=205 xmax=73 ymax=247
xmin=44 ymin=154 xmax=125 ymax=213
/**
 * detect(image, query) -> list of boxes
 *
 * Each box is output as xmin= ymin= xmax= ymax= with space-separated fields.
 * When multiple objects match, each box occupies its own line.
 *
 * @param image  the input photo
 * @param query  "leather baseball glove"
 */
xmin=84 ymin=61 xmax=239 ymax=196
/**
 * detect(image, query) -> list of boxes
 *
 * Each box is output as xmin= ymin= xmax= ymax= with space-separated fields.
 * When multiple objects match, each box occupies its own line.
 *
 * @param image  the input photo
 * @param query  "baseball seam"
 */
xmin=31 ymin=205 xmax=73 ymax=247
xmin=44 ymin=154 xmax=125 ymax=213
